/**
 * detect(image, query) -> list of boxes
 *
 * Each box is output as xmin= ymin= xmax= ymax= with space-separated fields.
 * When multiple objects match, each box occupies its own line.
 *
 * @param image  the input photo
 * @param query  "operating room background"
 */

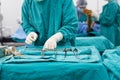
xmin=1 ymin=0 xmax=23 ymax=37
xmin=0 ymin=0 xmax=106 ymax=37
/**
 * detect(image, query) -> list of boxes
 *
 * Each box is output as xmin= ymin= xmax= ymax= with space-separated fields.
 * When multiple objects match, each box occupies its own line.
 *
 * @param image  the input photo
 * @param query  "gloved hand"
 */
xmin=25 ymin=32 xmax=38 ymax=44
xmin=43 ymin=32 xmax=63 ymax=50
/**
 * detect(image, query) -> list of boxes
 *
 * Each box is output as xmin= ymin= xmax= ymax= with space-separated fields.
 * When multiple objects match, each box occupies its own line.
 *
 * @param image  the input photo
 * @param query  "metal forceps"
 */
xmin=63 ymin=48 xmax=72 ymax=58
xmin=63 ymin=48 xmax=79 ymax=59
xmin=73 ymin=48 xmax=79 ymax=59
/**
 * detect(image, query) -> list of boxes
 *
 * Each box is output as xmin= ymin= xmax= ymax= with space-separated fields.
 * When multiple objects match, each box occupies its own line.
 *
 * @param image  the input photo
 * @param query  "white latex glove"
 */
xmin=25 ymin=32 xmax=38 ymax=44
xmin=43 ymin=32 xmax=63 ymax=50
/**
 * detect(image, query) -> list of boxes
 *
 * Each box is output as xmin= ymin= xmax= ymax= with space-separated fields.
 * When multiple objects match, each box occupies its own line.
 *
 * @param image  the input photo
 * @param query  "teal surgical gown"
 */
xmin=22 ymin=0 xmax=78 ymax=46
xmin=78 ymin=13 xmax=87 ymax=23
xmin=99 ymin=1 xmax=120 ymax=46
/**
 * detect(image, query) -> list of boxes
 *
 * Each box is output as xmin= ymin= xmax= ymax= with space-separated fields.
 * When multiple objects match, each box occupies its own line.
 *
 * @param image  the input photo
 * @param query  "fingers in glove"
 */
xmin=25 ymin=39 xmax=32 ymax=44
xmin=43 ymin=42 xmax=56 ymax=50
xmin=29 ymin=35 xmax=36 ymax=41
xmin=50 ymin=43 xmax=56 ymax=50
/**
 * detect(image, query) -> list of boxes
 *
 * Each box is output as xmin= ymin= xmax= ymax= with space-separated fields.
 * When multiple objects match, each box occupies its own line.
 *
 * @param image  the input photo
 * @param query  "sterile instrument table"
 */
xmin=0 ymin=46 xmax=110 ymax=80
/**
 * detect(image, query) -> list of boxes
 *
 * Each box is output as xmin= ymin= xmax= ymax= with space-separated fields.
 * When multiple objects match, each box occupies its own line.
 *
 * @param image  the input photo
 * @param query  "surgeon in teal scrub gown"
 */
xmin=99 ymin=0 xmax=120 ymax=46
xmin=21 ymin=0 xmax=78 ymax=50
xmin=76 ymin=0 xmax=87 ymax=22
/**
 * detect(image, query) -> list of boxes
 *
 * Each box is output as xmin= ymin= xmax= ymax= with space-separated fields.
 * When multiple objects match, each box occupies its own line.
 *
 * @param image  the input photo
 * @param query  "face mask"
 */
xmin=77 ymin=7 xmax=83 ymax=13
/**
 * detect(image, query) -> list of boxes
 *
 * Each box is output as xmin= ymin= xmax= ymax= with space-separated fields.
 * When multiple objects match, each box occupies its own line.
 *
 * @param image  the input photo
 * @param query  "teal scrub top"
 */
xmin=78 ymin=13 xmax=87 ymax=22
xmin=99 ymin=1 xmax=120 ymax=46
xmin=21 ymin=0 xmax=78 ymax=46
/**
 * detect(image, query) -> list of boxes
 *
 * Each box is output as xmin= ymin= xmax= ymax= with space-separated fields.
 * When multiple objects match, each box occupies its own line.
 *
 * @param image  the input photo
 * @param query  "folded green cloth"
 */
xmin=79 ymin=48 xmax=91 ymax=55
xmin=102 ymin=49 xmax=120 ymax=79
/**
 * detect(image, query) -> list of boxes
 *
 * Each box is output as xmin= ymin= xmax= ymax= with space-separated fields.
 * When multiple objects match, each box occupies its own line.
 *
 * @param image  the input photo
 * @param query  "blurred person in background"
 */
xmin=99 ymin=0 xmax=120 ymax=46
xmin=75 ymin=0 xmax=99 ymax=36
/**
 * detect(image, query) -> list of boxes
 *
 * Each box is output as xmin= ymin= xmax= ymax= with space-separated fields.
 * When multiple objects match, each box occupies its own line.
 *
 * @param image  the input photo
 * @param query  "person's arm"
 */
xmin=21 ymin=0 xmax=36 ymax=35
xmin=42 ymin=0 xmax=78 ymax=50
xmin=99 ymin=1 xmax=118 ymax=26
xmin=58 ymin=0 xmax=78 ymax=42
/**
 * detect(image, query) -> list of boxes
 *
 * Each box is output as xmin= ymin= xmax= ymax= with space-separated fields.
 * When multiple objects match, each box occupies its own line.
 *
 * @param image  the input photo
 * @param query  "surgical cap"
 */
xmin=77 ymin=0 xmax=87 ymax=8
